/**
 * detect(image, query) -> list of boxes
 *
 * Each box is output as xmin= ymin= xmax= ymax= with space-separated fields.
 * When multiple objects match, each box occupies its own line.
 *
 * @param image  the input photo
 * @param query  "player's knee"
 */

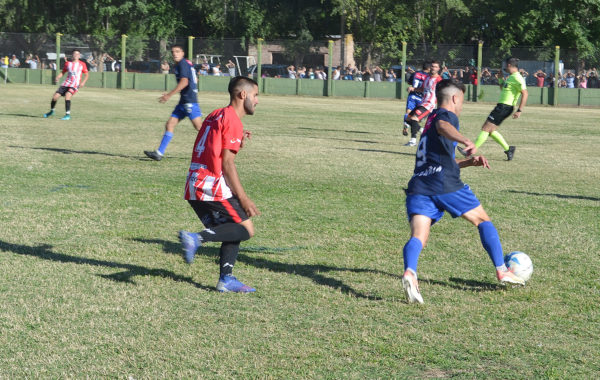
xmin=241 ymin=220 xmax=254 ymax=238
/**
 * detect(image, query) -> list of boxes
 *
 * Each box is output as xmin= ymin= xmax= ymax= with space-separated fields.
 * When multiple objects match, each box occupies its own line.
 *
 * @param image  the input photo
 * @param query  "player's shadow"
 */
xmin=508 ymin=189 xmax=600 ymax=202
xmin=134 ymin=237 xmax=391 ymax=300
xmin=336 ymin=147 xmax=415 ymax=156
xmin=422 ymin=277 xmax=502 ymax=292
xmin=9 ymin=145 xmax=142 ymax=160
xmin=297 ymin=127 xmax=380 ymax=135
xmin=0 ymin=239 xmax=213 ymax=291
xmin=0 ymin=112 xmax=42 ymax=118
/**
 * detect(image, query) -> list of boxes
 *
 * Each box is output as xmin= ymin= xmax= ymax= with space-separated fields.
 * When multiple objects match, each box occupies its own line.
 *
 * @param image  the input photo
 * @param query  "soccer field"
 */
xmin=1 ymin=83 xmax=599 ymax=378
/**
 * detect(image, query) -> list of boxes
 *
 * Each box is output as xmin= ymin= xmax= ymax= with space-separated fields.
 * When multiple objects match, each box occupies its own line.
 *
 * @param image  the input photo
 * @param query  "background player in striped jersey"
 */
xmin=144 ymin=45 xmax=202 ymax=161
xmin=178 ymin=76 xmax=260 ymax=293
xmin=402 ymin=61 xmax=431 ymax=136
xmin=404 ymin=60 xmax=442 ymax=146
xmin=43 ymin=49 xmax=88 ymax=120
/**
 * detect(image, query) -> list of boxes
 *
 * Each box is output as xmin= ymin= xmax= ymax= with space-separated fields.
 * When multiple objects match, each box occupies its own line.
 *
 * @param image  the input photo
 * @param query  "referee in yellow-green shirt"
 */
xmin=474 ymin=57 xmax=528 ymax=161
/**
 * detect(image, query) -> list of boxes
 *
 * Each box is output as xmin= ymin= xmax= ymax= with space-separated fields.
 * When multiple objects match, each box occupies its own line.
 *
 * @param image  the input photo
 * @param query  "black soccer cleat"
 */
xmin=505 ymin=146 xmax=516 ymax=161
xmin=144 ymin=150 xmax=163 ymax=161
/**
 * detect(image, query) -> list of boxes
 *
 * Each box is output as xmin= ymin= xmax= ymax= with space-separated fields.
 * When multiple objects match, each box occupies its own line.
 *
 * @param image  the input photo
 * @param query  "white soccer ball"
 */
xmin=504 ymin=251 xmax=533 ymax=282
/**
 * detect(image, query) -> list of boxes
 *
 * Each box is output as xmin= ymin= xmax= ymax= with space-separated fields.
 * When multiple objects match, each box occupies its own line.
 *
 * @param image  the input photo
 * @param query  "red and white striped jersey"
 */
xmin=61 ymin=60 xmax=88 ymax=88
xmin=184 ymin=105 xmax=244 ymax=201
xmin=420 ymin=75 xmax=442 ymax=111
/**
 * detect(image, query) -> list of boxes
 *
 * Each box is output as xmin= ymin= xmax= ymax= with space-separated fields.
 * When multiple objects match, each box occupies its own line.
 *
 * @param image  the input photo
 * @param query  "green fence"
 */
xmin=5 ymin=66 xmax=600 ymax=107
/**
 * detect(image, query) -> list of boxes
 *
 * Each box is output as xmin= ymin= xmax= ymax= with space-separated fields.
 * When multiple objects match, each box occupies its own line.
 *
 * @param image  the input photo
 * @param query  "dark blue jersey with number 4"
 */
xmin=407 ymin=108 xmax=464 ymax=195
xmin=175 ymin=59 xmax=198 ymax=105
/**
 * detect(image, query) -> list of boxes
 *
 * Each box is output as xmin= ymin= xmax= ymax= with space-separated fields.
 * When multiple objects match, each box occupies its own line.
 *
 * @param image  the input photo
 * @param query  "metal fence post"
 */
xmin=476 ymin=41 xmax=483 ymax=102
xmin=553 ymin=45 xmax=560 ymax=106
xmin=401 ymin=41 xmax=407 ymax=99
xmin=55 ymin=33 xmax=62 ymax=76
xmin=121 ymin=34 xmax=127 ymax=89
xmin=257 ymin=38 xmax=263 ymax=93
xmin=188 ymin=36 xmax=194 ymax=61
xmin=328 ymin=40 xmax=333 ymax=96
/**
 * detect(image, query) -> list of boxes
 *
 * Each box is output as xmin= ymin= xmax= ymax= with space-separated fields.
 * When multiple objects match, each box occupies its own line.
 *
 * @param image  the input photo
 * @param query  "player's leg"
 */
xmin=405 ymin=107 xmax=428 ymax=146
xmin=403 ymin=96 xmax=418 ymax=136
xmin=144 ymin=115 xmax=180 ymax=161
xmin=61 ymin=91 xmax=73 ymax=120
xmin=475 ymin=104 xmax=516 ymax=160
xmin=44 ymin=90 xmax=62 ymax=117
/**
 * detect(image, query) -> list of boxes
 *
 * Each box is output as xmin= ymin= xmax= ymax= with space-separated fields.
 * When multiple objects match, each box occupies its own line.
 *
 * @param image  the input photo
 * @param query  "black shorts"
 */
xmin=408 ymin=106 xmax=431 ymax=122
xmin=188 ymin=196 xmax=248 ymax=228
xmin=56 ymin=86 xmax=78 ymax=96
xmin=486 ymin=103 xmax=514 ymax=126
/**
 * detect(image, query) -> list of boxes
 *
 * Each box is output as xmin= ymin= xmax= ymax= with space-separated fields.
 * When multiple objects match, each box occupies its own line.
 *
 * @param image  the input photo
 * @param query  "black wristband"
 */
xmin=517 ymin=109 xmax=522 ymax=112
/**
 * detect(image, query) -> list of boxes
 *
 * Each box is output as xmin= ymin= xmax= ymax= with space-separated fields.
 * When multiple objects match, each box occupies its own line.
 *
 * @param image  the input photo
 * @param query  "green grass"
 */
xmin=1 ymin=83 xmax=599 ymax=378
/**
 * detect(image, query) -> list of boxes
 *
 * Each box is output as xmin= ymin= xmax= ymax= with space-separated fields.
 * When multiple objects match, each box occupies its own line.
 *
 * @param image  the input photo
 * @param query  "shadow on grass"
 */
xmin=134 ymin=238 xmax=392 ymax=300
xmin=336 ymin=147 xmax=415 ymax=156
xmin=9 ymin=145 xmax=188 ymax=161
xmin=297 ymin=127 xmax=381 ymax=135
xmin=422 ymin=276 xmax=502 ymax=292
xmin=0 ymin=112 xmax=42 ymax=118
xmin=508 ymin=189 xmax=600 ymax=202
xmin=0 ymin=240 xmax=213 ymax=291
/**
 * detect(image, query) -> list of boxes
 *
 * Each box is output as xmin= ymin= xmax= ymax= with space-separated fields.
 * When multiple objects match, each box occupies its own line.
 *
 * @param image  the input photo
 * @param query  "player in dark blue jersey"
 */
xmin=144 ymin=45 xmax=202 ymax=161
xmin=402 ymin=61 xmax=431 ymax=136
xmin=401 ymin=79 xmax=525 ymax=304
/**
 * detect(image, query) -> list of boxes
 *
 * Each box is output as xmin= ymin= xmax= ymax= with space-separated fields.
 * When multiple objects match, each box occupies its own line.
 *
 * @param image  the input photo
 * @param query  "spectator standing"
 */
xmin=385 ymin=68 xmax=396 ymax=82
xmin=287 ymin=65 xmax=296 ymax=79
xmin=25 ymin=54 xmax=40 ymax=69
xmin=9 ymin=54 xmax=20 ymax=67
xmin=578 ymin=72 xmax=587 ymax=88
xmin=565 ymin=71 xmax=575 ymax=88
xmin=535 ymin=70 xmax=546 ymax=87
xmin=86 ymin=56 xmax=98 ymax=72
xmin=211 ymin=64 xmax=221 ymax=76
xmin=373 ymin=66 xmax=383 ymax=82
xmin=161 ymin=60 xmax=170 ymax=74
xmin=441 ymin=65 xmax=451 ymax=79
xmin=226 ymin=59 xmax=236 ymax=76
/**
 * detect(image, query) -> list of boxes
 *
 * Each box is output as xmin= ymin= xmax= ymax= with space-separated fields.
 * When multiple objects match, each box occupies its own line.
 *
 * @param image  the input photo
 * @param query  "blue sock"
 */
xmin=403 ymin=237 xmax=423 ymax=273
xmin=478 ymin=221 xmax=504 ymax=267
xmin=157 ymin=131 xmax=174 ymax=155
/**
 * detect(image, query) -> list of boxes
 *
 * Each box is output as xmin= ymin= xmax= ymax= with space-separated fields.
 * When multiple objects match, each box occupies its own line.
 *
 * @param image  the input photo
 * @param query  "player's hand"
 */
xmin=159 ymin=93 xmax=170 ymax=103
xmin=240 ymin=130 xmax=252 ymax=148
xmin=471 ymin=155 xmax=490 ymax=169
xmin=462 ymin=139 xmax=477 ymax=156
xmin=512 ymin=111 xmax=522 ymax=119
xmin=240 ymin=196 xmax=260 ymax=217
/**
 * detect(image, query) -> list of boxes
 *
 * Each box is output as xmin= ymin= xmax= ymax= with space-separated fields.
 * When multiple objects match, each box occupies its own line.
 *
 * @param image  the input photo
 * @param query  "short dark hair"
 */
xmin=505 ymin=57 xmax=519 ymax=68
xmin=430 ymin=60 xmax=441 ymax=66
xmin=170 ymin=45 xmax=185 ymax=53
xmin=228 ymin=76 xmax=258 ymax=97
xmin=72 ymin=49 xmax=80 ymax=54
xmin=422 ymin=60 xmax=432 ymax=70
xmin=436 ymin=78 xmax=465 ymax=104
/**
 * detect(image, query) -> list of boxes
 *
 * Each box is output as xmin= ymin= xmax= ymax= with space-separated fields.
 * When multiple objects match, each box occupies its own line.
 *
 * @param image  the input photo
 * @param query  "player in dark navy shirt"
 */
xmin=401 ymin=79 xmax=525 ymax=304
xmin=144 ymin=45 xmax=202 ymax=161
xmin=402 ymin=61 xmax=430 ymax=136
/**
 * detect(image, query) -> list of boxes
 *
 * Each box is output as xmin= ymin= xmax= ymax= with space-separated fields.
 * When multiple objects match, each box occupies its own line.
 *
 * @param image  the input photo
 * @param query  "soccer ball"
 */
xmin=504 ymin=251 xmax=533 ymax=282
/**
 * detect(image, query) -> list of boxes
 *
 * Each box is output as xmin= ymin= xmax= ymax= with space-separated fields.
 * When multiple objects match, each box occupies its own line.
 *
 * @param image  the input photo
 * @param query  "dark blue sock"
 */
xmin=478 ymin=221 xmax=504 ymax=267
xmin=157 ymin=131 xmax=174 ymax=155
xmin=403 ymin=237 xmax=423 ymax=273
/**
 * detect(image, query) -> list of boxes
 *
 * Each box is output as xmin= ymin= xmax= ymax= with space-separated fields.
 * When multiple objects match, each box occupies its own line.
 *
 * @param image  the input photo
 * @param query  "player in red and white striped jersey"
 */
xmin=43 ymin=49 xmax=89 ymax=120
xmin=404 ymin=60 xmax=442 ymax=146
xmin=178 ymin=76 xmax=261 ymax=293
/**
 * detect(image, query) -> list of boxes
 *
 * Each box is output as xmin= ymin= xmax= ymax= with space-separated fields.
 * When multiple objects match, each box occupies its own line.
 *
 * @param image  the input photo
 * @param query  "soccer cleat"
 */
xmin=402 ymin=122 xmax=409 ymax=136
xmin=60 ymin=114 xmax=71 ymax=120
xmin=43 ymin=110 xmax=54 ymax=118
xmin=404 ymin=140 xmax=417 ymax=147
xmin=144 ymin=150 xmax=163 ymax=161
xmin=178 ymin=230 xmax=200 ymax=264
xmin=497 ymin=269 xmax=525 ymax=285
xmin=402 ymin=270 xmax=424 ymax=304
xmin=505 ymin=146 xmax=516 ymax=161
xmin=216 ymin=274 xmax=256 ymax=293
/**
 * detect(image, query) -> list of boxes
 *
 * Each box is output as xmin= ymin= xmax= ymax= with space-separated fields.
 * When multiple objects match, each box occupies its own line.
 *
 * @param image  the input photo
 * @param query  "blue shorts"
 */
xmin=172 ymin=103 xmax=202 ymax=120
xmin=405 ymin=94 xmax=423 ymax=116
xmin=406 ymin=184 xmax=481 ymax=224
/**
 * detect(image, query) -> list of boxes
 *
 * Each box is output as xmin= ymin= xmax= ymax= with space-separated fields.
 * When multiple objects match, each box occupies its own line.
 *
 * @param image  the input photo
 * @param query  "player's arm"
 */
xmin=159 ymin=77 xmax=188 ymax=103
xmin=222 ymin=149 xmax=260 ymax=217
xmin=513 ymin=89 xmax=528 ymax=119
xmin=457 ymin=155 xmax=490 ymax=169
xmin=80 ymin=71 xmax=89 ymax=87
xmin=436 ymin=120 xmax=477 ymax=156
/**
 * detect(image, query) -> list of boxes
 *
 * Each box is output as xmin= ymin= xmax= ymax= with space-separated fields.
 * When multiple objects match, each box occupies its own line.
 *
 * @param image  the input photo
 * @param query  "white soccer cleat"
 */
xmin=402 ymin=270 xmax=424 ymax=304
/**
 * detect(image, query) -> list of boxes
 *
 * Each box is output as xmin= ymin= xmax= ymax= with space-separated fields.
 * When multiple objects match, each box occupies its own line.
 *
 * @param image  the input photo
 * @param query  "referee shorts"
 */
xmin=486 ymin=103 xmax=514 ymax=126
